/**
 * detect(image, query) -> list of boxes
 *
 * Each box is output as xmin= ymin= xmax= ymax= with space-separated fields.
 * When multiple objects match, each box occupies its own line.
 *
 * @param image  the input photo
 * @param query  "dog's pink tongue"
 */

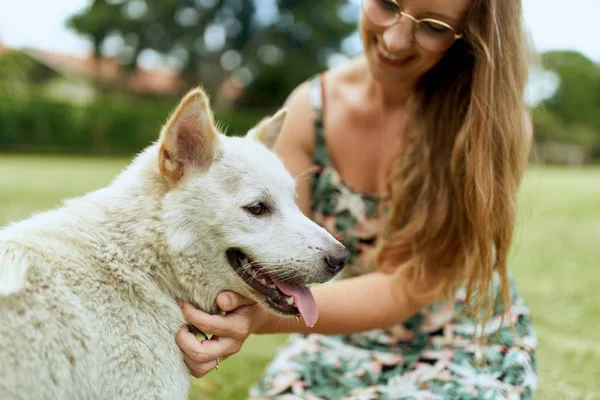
xmin=270 ymin=277 xmax=318 ymax=328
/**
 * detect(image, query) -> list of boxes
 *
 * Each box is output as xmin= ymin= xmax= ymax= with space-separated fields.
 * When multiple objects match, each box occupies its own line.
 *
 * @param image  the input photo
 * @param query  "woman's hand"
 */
xmin=176 ymin=292 xmax=263 ymax=378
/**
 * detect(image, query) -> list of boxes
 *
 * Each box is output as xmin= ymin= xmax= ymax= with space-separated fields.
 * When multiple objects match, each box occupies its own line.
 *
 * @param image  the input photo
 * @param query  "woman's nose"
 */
xmin=381 ymin=17 xmax=415 ymax=54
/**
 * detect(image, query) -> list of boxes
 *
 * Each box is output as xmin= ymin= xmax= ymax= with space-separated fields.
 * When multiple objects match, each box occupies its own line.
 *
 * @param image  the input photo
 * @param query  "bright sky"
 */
xmin=0 ymin=0 xmax=598 ymax=62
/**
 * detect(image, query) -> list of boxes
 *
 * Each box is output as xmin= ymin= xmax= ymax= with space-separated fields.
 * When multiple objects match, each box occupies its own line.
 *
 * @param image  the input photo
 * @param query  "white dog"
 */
xmin=0 ymin=88 xmax=348 ymax=399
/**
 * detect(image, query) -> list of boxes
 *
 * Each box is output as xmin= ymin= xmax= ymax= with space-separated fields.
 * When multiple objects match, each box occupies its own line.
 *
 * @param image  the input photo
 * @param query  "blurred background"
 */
xmin=0 ymin=0 xmax=598 ymax=399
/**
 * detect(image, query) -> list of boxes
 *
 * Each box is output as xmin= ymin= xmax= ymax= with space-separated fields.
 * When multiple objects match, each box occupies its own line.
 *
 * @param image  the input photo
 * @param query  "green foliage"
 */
xmin=238 ymin=1 xmax=360 ymax=107
xmin=531 ymin=107 xmax=597 ymax=148
xmin=68 ymin=0 xmax=116 ymax=59
xmin=0 ymin=52 xmax=50 ymax=96
xmin=535 ymin=51 xmax=600 ymax=157
xmin=0 ymin=52 xmax=39 ymax=80
xmin=541 ymin=51 xmax=600 ymax=132
xmin=66 ymin=0 xmax=357 ymax=104
xmin=0 ymin=94 xmax=265 ymax=155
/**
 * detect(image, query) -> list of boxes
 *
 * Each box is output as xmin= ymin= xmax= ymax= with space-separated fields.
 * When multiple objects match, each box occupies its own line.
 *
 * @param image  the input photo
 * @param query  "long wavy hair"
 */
xmin=376 ymin=0 xmax=532 ymax=328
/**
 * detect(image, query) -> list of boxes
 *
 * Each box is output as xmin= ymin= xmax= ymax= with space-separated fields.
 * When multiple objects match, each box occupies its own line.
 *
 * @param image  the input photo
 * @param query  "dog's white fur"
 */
xmin=0 ymin=88 xmax=346 ymax=399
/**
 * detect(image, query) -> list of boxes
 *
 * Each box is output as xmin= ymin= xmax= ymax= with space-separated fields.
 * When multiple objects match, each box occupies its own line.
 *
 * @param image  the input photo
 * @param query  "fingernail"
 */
xmin=221 ymin=295 xmax=232 ymax=309
xmin=177 ymin=300 xmax=184 ymax=309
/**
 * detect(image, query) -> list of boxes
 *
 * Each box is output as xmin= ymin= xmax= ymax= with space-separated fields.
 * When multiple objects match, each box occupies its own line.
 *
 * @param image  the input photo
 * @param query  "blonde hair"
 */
xmin=377 ymin=0 xmax=532 ymax=326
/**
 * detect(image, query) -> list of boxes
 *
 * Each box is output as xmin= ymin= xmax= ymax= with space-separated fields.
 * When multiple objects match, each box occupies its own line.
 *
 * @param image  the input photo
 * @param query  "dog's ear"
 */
xmin=158 ymin=88 xmax=219 ymax=182
xmin=246 ymin=108 xmax=287 ymax=149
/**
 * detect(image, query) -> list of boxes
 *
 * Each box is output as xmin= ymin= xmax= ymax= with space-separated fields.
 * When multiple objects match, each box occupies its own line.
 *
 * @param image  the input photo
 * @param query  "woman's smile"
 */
xmin=373 ymin=36 xmax=416 ymax=67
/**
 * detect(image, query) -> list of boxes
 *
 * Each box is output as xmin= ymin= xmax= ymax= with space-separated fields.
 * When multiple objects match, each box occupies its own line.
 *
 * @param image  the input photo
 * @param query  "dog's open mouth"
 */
xmin=226 ymin=248 xmax=318 ymax=327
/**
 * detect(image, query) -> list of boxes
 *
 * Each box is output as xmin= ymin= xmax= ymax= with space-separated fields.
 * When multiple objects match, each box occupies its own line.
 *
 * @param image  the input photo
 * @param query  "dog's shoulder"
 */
xmin=0 ymin=239 xmax=38 ymax=296
xmin=0 ymin=210 xmax=80 ymax=296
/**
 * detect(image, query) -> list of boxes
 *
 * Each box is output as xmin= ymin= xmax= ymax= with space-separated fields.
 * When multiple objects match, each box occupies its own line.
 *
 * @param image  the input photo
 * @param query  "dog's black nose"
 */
xmin=325 ymin=248 xmax=350 ymax=273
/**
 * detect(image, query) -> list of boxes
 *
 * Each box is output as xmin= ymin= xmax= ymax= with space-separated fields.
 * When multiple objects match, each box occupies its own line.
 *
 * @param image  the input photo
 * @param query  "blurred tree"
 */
xmin=537 ymin=51 xmax=600 ymax=156
xmin=68 ymin=0 xmax=117 ymax=61
xmin=67 ymin=0 xmax=358 ymax=107
xmin=236 ymin=1 xmax=360 ymax=108
xmin=0 ymin=52 xmax=54 ymax=97
xmin=540 ymin=51 xmax=600 ymax=133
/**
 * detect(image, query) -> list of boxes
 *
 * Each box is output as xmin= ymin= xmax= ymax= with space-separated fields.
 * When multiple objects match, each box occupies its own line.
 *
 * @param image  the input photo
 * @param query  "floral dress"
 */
xmin=249 ymin=76 xmax=537 ymax=400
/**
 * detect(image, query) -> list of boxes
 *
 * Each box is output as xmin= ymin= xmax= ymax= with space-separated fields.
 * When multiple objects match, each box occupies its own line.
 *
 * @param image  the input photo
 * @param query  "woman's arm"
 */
xmin=182 ymin=267 xmax=438 ymax=343
xmin=255 ymin=270 xmax=430 ymax=335
xmin=178 ymin=269 xmax=435 ymax=376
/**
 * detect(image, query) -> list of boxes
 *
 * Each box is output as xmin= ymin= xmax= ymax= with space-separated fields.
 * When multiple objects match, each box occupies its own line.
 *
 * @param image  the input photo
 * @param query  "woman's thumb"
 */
xmin=217 ymin=291 xmax=255 ymax=312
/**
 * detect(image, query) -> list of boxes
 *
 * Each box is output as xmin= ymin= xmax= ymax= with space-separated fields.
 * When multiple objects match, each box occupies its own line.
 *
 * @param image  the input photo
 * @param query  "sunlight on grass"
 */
xmin=0 ymin=154 xmax=127 ymax=224
xmin=188 ymin=335 xmax=289 ymax=400
xmin=0 ymin=155 xmax=598 ymax=400
xmin=511 ymin=167 xmax=600 ymax=400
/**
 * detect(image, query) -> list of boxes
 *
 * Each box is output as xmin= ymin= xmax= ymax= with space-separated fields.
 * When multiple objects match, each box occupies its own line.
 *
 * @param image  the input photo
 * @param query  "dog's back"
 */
xmin=0 ymin=235 xmax=102 ymax=399
xmin=0 ymin=205 xmax=189 ymax=400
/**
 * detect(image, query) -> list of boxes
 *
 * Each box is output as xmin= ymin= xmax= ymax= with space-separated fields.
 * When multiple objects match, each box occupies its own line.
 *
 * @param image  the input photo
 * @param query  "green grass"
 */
xmin=0 ymin=154 xmax=598 ymax=400
xmin=511 ymin=167 xmax=600 ymax=400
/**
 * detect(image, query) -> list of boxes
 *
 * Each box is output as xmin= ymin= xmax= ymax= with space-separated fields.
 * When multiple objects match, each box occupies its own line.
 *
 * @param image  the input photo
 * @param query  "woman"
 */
xmin=177 ymin=0 xmax=537 ymax=397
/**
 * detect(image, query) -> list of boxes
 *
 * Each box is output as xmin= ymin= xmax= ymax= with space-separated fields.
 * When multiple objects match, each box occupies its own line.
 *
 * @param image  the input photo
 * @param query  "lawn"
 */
xmin=0 ymin=154 xmax=598 ymax=400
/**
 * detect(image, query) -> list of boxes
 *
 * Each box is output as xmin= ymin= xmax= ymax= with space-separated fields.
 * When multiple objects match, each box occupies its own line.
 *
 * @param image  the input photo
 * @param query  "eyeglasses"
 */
xmin=362 ymin=0 xmax=463 ymax=51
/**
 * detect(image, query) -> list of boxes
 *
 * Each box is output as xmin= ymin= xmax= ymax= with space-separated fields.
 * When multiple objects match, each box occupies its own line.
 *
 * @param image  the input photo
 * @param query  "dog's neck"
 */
xmin=82 ymin=146 xmax=218 ymax=312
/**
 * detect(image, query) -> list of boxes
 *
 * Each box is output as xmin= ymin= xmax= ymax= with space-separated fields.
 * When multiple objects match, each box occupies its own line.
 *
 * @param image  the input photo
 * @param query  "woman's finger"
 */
xmin=194 ymin=335 xmax=242 ymax=357
xmin=184 ymin=356 xmax=223 ymax=378
xmin=217 ymin=291 xmax=256 ymax=312
xmin=181 ymin=302 xmax=252 ymax=340
xmin=176 ymin=326 xmax=212 ymax=363
xmin=176 ymin=326 xmax=242 ymax=363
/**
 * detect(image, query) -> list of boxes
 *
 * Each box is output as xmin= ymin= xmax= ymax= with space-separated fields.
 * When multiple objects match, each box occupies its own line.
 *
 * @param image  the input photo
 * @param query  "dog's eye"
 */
xmin=245 ymin=202 xmax=268 ymax=215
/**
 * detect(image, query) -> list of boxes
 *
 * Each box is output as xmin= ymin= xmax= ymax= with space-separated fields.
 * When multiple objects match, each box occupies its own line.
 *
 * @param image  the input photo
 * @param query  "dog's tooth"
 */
xmin=259 ymin=278 xmax=267 ymax=285
xmin=286 ymin=296 xmax=295 ymax=306
xmin=269 ymin=284 xmax=277 ymax=289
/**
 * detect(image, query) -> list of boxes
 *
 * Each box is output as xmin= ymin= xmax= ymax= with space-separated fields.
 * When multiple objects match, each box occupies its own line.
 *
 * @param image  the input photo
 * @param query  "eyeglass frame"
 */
xmin=362 ymin=0 xmax=463 ymax=44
